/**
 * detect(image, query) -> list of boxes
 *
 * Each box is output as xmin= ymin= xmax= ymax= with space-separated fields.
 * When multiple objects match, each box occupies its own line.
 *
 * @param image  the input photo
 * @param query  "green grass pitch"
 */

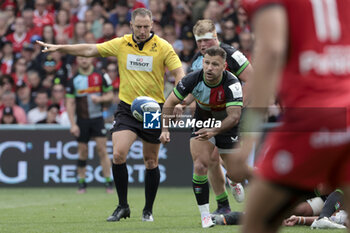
xmin=0 ymin=187 xmax=347 ymax=233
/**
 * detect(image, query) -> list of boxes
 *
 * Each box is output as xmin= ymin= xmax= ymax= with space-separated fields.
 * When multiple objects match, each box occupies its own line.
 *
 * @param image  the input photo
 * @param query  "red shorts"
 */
xmin=256 ymin=129 xmax=350 ymax=191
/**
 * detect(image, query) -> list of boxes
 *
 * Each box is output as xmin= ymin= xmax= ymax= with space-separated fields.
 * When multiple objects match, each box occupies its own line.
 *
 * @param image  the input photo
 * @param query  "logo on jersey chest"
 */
xmin=150 ymin=43 xmax=157 ymax=52
xmin=217 ymin=91 xmax=223 ymax=102
xmin=127 ymin=54 xmax=153 ymax=72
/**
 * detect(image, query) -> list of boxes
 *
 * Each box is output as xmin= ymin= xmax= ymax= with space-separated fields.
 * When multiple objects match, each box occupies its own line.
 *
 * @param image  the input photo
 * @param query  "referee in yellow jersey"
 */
xmin=37 ymin=8 xmax=184 ymax=222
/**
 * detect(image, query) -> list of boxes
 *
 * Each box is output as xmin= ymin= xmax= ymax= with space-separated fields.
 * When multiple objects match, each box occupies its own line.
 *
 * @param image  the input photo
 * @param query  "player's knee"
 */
xmin=144 ymin=158 xmax=158 ymax=169
xmin=113 ymin=150 xmax=127 ymax=164
xmin=193 ymin=162 xmax=208 ymax=175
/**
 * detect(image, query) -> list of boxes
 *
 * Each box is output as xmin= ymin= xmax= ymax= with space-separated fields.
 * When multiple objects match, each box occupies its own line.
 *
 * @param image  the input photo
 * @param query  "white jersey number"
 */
xmin=310 ymin=0 xmax=341 ymax=42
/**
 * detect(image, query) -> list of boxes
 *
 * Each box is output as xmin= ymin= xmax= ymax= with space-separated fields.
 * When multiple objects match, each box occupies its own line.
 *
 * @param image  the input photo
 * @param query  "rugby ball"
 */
xmin=131 ymin=96 xmax=161 ymax=121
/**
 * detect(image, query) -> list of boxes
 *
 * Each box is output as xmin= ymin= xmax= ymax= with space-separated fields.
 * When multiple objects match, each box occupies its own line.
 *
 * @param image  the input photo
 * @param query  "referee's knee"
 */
xmin=144 ymin=158 xmax=158 ymax=169
xmin=113 ymin=151 xmax=127 ymax=164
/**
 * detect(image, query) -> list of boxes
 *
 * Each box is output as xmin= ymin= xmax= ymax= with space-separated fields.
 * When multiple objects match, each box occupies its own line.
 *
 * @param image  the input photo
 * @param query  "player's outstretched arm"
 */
xmin=160 ymin=92 xmax=182 ymax=144
xmin=170 ymin=67 xmax=185 ymax=86
xmin=36 ymin=40 xmax=100 ymax=57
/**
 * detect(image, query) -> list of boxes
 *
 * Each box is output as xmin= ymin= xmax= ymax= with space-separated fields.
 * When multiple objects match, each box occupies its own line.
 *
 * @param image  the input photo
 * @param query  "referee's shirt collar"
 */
xmin=132 ymin=32 xmax=155 ymax=51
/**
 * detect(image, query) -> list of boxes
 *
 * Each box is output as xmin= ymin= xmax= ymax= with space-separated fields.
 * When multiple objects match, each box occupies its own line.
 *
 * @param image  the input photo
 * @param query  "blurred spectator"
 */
xmin=84 ymin=9 xmax=103 ymax=40
xmin=15 ymin=80 xmax=35 ymax=113
xmin=152 ymin=21 xmax=163 ymax=38
xmin=41 ymin=55 xmax=57 ymax=90
xmin=0 ymin=77 xmax=4 ymax=106
xmin=103 ymin=63 xmax=120 ymax=123
xmin=179 ymin=29 xmax=196 ymax=67
xmin=127 ymin=0 xmax=146 ymax=10
xmin=22 ymin=8 xmax=41 ymax=37
xmin=59 ymin=102 xmax=70 ymax=126
xmin=221 ymin=0 xmax=237 ymax=19
xmin=59 ymin=0 xmax=77 ymax=24
xmin=30 ymin=34 xmax=43 ymax=59
xmin=99 ymin=0 xmax=117 ymax=12
xmin=2 ymin=1 xmax=16 ymax=32
xmin=33 ymin=0 xmax=55 ymax=31
xmin=221 ymin=19 xmax=239 ymax=48
xmin=50 ymin=83 xmax=66 ymax=114
xmin=11 ymin=57 xmax=28 ymax=85
xmin=235 ymin=6 xmax=250 ymax=34
xmin=37 ymin=103 xmax=60 ymax=124
xmin=21 ymin=43 xmax=41 ymax=71
xmin=84 ymin=32 xmax=97 ymax=43
xmin=0 ymin=12 xmax=11 ymax=38
xmin=238 ymin=30 xmax=253 ymax=61
xmin=27 ymin=70 xmax=42 ymax=100
xmin=115 ymin=22 xmax=131 ymax=37
xmin=148 ymin=0 xmax=163 ymax=24
xmin=91 ymin=1 xmax=109 ymax=25
xmin=190 ymin=0 xmax=207 ymax=25
xmin=0 ymin=91 xmax=27 ymax=124
xmin=42 ymin=25 xmax=56 ymax=44
xmin=27 ymin=89 xmax=49 ymax=124
xmin=16 ymin=0 xmax=35 ymax=16
xmin=54 ymin=9 xmax=74 ymax=44
xmin=5 ymin=17 xmax=31 ymax=54
xmin=0 ymin=74 xmax=15 ymax=92
xmin=171 ymin=4 xmax=192 ymax=39
xmin=0 ymin=41 xmax=15 ymax=75
xmin=97 ymin=22 xmax=115 ymax=43
xmin=109 ymin=1 xmax=131 ymax=28
xmin=48 ymin=51 xmax=70 ymax=86
xmin=69 ymin=21 xmax=87 ymax=44
xmin=70 ymin=0 xmax=89 ymax=22
xmin=203 ymin=0 xmax=224 ymax=34
xmin=163 ymin=25 xmax=183 ymax=54
xmin=105 ymin=62 xmax=119 ymax=90
xmin=46 ymin=0 xmax=59 ymax=14
xmin=0 ymin=106 xmax=17 ymax=124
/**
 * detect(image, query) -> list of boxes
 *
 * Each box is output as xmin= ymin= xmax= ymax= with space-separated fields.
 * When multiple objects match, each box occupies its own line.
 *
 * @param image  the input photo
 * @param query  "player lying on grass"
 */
xmin=212 ymin=189 xmax=346 ymax=229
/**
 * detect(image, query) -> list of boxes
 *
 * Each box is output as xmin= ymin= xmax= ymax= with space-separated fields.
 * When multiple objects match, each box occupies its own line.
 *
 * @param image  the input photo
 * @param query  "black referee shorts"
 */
xmin=110 ymin=101 xmax=161 ymax=144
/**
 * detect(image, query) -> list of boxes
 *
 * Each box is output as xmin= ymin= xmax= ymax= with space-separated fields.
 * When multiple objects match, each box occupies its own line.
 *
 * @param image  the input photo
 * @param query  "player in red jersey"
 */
xmin=239 ymin=0 xmax=350 ymax=232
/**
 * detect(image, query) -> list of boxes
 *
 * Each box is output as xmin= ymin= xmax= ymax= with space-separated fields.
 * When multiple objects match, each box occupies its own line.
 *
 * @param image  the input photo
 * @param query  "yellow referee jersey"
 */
xmin=96 ymin=33 xmax=182 ymax=104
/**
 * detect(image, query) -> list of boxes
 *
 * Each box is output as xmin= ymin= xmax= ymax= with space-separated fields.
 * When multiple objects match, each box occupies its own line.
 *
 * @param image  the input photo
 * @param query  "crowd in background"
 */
xmin=0 ymin=0 xmax=254 ymax=125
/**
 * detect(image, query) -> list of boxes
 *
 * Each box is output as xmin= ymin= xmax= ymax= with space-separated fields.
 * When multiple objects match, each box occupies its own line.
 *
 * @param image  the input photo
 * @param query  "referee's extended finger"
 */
xmin=36 ymin=40 xmax=45 ymax=46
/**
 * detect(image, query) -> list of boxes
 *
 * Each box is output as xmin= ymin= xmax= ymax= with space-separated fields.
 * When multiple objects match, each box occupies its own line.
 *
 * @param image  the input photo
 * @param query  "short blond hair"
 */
xmin=132 ymin=8 xmax=153 ymax=22
xmin=193 ymin=19 xmax=216 ymax=36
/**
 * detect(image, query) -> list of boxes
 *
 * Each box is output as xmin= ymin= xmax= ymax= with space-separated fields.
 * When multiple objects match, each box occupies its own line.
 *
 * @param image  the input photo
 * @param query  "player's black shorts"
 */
xmin=190 ymin=108 xmax=240 ymax=151
xmin=76 ymin=117 xmax=107 ymax=143
xmin=110 ymin=101 xmax=162 ymax=144
xmin=190 ymin=126 xmax=240 ymax=151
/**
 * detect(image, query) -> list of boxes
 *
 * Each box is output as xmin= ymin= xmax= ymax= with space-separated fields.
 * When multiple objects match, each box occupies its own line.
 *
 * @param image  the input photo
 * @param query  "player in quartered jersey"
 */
xmin=182 ymin=19 xmax=254 ymax=214
xmin=160 ymin=46 xmax=243 ymax=228
xmin=37 ymin=8 xmax=185 ymax=223
xmin=239 ymin=0 xmax=350 ymax=232
xmin=66 ymin=56 xmax=114 ymax=194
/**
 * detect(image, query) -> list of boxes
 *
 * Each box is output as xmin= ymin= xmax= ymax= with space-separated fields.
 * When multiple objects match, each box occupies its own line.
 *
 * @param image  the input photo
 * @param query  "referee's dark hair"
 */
xmin=204 ymin=46 xmax=227 ymax=61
